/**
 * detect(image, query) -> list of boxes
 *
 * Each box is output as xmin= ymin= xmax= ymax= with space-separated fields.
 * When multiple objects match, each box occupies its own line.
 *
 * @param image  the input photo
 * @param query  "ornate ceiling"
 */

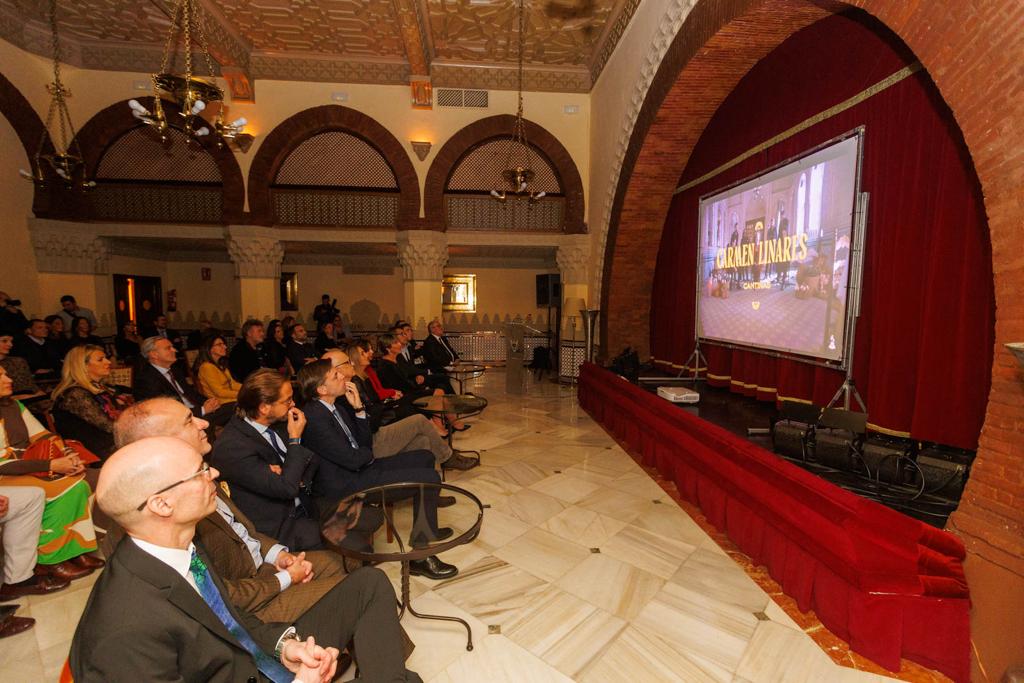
xmin=0 ymin=0 xmax=641 ymax=96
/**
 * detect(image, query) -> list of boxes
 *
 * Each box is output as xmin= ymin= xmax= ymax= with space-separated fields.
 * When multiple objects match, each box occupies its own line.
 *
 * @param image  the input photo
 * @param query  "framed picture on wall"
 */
xmin=280 ymin=272 xmax=299 ymax=311
xmin=442 ymin=274 xmax=476 ymax=313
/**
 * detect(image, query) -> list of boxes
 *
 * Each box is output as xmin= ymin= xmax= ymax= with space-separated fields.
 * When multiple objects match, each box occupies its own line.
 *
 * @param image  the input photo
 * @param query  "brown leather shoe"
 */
xmin=0 ymin=574 xmax=71 ymax=601
xmin=71 ymin=554 xmax=105 ymax=570
xmin=35 ymin=560 xmax=92 ymax=582
xmin=0 ymin=615 xmax=35 ymax=638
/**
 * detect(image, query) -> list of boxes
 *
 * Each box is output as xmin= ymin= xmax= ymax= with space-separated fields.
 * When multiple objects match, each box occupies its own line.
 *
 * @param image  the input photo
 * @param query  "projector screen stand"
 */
xmin=827 ymin=375 xmax=866 ymax=412
xmin=677 ymin=340 xmax=707 ymax=383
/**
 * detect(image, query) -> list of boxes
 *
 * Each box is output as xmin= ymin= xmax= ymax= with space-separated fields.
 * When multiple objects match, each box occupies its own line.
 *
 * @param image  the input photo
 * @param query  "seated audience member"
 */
xmin=314 ymin=322 xmax=338 ymax=356
xmin=13 ymin=318 xmax=61 ymax=379
xmin=0 ymin=329 xmax=49 ymax=413
xmin=43 ymin=314 xmax=71 ymax=359
xmin=298 ymin=360 xmax=458 ymax=580
xmin=377 ymin=333 xmax=468 ymax=432
xmin=286 ymin=323 xmax=318 ymax=370
xmin=70 ymin=436 xmax=421 ymax=683
xmin=210 ymin=369 xmax=322 ymax=550
xmin=0 ymin=367 xmax=103 ymax=586
xmin=344 ymin=340 xmax=421 ymax=427
xmin=422 ymin=319 xmax=461 ymax=373
xmin=332 ymin=314 xmax=352 ymax=342
xmin=399 ymin=321 xmax=455 ymax=394
xmin=229 ymin=319 xmax=266 ymax=383
xmin=194 ymin=335 xmax=240 ymax=402
xmin=0 ymin=487 xmax=65 ymax=636
xmin=144 ymin=313 xmax=185 ymax=350
xmin=113 ymin=398 xmax=354 ymax=623
xmin=68 ymin=315 xmax=103 ymax=349
xmin=0 ymin=291 xmax=29 ymax=334
xmin=326 ymin=347 xmax=473 ymax=471
xmin=51 ymin=345 xmax=133 ymax=458
xmin=134 ymin=336 xmax=232 ymax=427
xmin=263 ymin=319 xmax=289 ymax=375
xmin=55 ymin=294 xmax=97 ymax=332
xmin=114 ymin=320 xmax=142 ymax=362
xmin=186 ymin=318 xmax=215 ymax=351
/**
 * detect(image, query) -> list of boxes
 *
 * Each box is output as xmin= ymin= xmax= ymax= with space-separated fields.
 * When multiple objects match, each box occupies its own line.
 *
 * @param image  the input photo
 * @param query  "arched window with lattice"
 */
xmin=271 ymin=131 xmax=400 ymax=227
xmin=90 ymin=127 xmax=224 ymax=223
xmin=445 ymin=138 xmax=564 ymax=232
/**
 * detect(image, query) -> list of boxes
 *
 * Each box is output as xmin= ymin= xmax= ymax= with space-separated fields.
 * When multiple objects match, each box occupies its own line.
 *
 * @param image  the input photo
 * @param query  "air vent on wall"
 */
xmin=436 ymin=88 xmax=489 ymax=109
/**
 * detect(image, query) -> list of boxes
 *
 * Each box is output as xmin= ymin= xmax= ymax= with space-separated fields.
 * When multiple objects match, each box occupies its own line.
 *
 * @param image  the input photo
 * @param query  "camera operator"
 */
xmin=0 ymin=292 xmax=29 ymax=333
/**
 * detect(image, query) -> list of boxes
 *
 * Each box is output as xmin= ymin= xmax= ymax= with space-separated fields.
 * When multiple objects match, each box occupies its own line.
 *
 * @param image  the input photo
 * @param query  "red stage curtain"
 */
xmin=650 ymin=12 xmax=993 ymax=450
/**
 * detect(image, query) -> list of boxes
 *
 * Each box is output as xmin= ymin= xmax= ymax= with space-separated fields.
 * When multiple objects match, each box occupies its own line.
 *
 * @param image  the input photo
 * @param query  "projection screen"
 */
xmin=696 ymin=131 xmax=864 ymax=364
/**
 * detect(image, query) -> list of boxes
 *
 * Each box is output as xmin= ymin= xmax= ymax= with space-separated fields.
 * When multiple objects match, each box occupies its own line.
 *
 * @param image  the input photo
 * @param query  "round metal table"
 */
xmin=331 ymin=482 xmax=484 ymax=651
xmin=447 ymin=363 xmax=486 ymax=394
xmin=412 ymin=394 xmax=488 ymax=463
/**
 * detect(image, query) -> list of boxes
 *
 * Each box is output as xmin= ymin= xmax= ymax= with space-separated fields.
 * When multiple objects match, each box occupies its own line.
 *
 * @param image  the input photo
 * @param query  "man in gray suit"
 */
xmin=70 ymin=436 xmax=421 ymax=682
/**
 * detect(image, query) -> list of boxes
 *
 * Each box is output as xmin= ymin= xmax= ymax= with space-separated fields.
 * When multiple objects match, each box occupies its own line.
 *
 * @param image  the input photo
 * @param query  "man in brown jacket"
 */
xmin=113 ymin=398 xmax=345 ymax=622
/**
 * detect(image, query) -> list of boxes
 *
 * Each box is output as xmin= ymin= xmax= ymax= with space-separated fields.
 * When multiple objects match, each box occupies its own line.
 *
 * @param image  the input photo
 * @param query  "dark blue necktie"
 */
xmin=331 ymin=409 xmax=360 ymax=449
xmin=189 ymin=549 xmax=293 ymax=683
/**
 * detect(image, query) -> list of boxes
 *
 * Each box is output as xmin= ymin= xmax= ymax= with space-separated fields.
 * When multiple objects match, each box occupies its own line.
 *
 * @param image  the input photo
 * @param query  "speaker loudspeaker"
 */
xmin=536 ymin=274 xmax=561 ymax=307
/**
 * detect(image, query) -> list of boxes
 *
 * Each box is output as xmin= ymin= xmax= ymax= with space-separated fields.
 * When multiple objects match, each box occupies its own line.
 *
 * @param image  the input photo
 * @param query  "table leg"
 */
xmin=398 ymin=560 xmax=474 ymax=651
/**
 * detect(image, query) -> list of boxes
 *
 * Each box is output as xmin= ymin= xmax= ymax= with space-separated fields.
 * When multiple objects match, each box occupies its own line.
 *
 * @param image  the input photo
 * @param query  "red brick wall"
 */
xmin=600 ymin=0 xmax=1024 ymax=677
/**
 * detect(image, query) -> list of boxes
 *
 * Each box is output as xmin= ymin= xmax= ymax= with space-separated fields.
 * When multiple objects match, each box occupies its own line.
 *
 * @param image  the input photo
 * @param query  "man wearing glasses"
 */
xmin=210 ymin=370 xmax=321 ymax=551
xmin=113 ymin=398 xmax=350 ymax=624
xmin=69 ymin=436 xmax=420 ymax=682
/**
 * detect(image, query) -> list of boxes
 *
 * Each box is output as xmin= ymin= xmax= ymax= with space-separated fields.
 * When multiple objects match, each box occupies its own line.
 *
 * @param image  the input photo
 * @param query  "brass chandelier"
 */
xmin=19 ymin=0 xmax=94 ymax=189
xmin=490 ymin=0 xmax=546 ymax=204
xmin=128 ymin=0 xmax=246 ymax=148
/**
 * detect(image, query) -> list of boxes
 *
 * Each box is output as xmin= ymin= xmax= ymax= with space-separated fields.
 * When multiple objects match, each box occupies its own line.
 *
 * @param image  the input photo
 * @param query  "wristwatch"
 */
xmin=274 ymin=627 xmax=300 ymax=659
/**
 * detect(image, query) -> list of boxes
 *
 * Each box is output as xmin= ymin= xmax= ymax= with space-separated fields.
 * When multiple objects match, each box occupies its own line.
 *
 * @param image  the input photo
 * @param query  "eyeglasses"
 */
xmin=136 ymin=463 xmax=212 ymax=511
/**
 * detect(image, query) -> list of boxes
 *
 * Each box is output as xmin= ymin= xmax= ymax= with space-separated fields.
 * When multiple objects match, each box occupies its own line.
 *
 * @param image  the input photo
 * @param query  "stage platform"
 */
xmin=636 ymin=372 xmax=961 ymax=528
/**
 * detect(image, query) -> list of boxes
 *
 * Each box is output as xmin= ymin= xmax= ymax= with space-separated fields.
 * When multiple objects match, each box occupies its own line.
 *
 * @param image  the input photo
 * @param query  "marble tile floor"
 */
xmin=0 ymin=369 xmax=950 ymax=682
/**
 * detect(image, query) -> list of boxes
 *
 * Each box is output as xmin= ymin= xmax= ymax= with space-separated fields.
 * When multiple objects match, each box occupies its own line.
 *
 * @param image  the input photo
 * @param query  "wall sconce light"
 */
xmin=1007 ymin=343 xmax=1024 ymax=369
xmin=410 ymin=140 xmax=432 ymax=162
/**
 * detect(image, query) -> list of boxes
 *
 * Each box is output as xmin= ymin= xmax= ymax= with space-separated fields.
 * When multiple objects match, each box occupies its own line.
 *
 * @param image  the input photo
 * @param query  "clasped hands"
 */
xmin=281 ymin=635 xmax=339 ymax=683
xmin=275 ymin=550 xmax=314 ymax=584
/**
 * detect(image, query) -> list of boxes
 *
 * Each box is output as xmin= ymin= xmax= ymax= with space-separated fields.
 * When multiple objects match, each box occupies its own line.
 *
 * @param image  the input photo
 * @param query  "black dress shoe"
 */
xmin=408 ymin=556 xmax=459 ymax=580
xmin=0 ymin=574 xmax=71 ymax=601
xmin=451 ymin=424 xmax=472 ymax=432
xmin=437 ymin=495 xmax=456 ymax=508
xmin=434 ymin=526 xmax=454 ymax=541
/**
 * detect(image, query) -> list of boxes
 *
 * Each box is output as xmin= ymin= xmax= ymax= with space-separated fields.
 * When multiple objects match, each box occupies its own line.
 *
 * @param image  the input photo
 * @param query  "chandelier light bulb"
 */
xmin=191 ymin=100 xmax=206 ymax=115
xmin=195 ymin=126 xmax=210 ymax=136
xmin=231 ymin=117 xmax=247 ymax=128
xmin=128 ymin=99 xmax=147 ymax=113
xmin=534 ymin=191 xmax=546 ymax=199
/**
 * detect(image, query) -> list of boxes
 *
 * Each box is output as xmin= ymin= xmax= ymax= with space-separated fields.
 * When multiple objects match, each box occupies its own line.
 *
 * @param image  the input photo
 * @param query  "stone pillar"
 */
xmin=397 ymin=230 xmax=448 ymax=334
xmin=226 ymin=226 xmax=283 ymax=325
xmin=557 ymin=234 xmax=592 ymax=340
xmin=28 ymin=219 xmax=113 ymax=332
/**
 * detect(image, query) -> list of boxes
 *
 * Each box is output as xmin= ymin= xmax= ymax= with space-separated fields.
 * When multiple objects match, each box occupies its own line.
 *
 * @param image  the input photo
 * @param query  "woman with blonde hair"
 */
xmin=0 ymin=365 xmax=103 ymax=586
xmin=51 ymin=345 xmax=133 ymax=458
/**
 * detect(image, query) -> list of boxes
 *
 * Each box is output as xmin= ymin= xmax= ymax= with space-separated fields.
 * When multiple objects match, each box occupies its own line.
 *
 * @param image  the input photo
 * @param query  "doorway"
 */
xmin=113 ymin=274 xmax=162 ymax=334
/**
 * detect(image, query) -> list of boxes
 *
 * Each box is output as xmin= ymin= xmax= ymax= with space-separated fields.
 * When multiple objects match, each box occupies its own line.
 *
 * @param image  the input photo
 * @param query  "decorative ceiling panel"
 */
xmin=428 ymin=0 xmax=614 ymax=67
xmin=216 ymin=0 xmax=405 ymax=57
xmin=0 ymin=0 xmax=641 ymax=93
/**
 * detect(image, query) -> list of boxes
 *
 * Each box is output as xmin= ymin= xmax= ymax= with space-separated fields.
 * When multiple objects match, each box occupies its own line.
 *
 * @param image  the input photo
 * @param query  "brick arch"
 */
xmin=72 ymin=97 xmax=245 ymax=223
xmin=600 ymin=0 xmax=1024 ymax=678
xmin=248 ymin=105 xmax=419 ymax=227
xmin=423 ymin=115 xmax=585 ymax=233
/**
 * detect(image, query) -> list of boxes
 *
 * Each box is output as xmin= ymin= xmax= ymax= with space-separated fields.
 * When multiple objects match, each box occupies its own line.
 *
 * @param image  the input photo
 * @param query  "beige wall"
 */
xmin=164 ymin=261 xmax=240 ymax=331
xmin=0 ymin=112 xmax=40 ymax=319
xmin=443 ymin=266 xmax=558 ymax=332
xmin=284 ymin=264 xmax=405 ymax=330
